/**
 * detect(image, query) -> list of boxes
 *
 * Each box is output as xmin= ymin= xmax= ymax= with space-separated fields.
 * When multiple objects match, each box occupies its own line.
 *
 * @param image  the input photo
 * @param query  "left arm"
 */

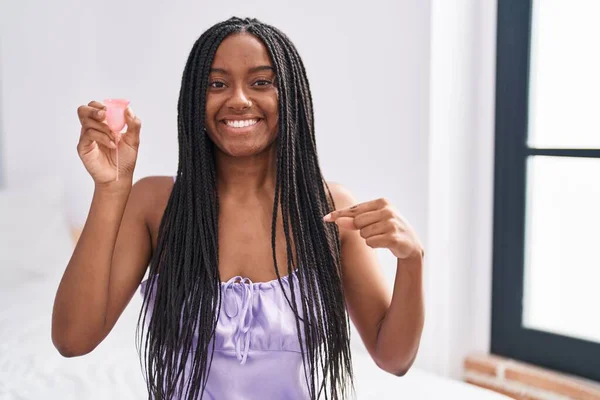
xmin=325 ymin=183 xmax=425 ymax=376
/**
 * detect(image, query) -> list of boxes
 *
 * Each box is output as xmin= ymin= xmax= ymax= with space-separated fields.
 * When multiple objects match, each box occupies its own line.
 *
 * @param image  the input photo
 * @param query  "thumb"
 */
xmin=122 ymin=107 xmax=141 ymax=147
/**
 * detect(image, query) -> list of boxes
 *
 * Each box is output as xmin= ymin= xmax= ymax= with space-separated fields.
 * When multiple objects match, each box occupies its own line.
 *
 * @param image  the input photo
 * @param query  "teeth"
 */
xmin=225 ymin=119 xmax=258 ymax=128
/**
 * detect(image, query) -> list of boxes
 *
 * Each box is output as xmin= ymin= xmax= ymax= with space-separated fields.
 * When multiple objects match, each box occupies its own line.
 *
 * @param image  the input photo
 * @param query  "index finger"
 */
xmin=88 ymin=100 xmax=107 ymax=110
xmin=77 ymin=101 xmax=107 ymax=123
xmin=325 ymin=199 xmax=382 ymax=221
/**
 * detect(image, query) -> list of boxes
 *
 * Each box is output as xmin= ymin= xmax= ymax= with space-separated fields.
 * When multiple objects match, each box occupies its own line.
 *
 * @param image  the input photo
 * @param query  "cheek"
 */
xmin=265 ymin=98 xmax=279 ymax=131
xmin=268 ymin=95 xmax=278 ymax=116
xmin=267 ymin=114 xmax=279 ymax=138
xmin=205 ymin=96 xmax=220 ymax=121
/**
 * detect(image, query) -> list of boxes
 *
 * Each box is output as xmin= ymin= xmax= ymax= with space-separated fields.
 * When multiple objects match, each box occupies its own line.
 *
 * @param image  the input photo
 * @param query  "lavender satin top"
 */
xmin=139 ymin=271 xmax=310 ymax=399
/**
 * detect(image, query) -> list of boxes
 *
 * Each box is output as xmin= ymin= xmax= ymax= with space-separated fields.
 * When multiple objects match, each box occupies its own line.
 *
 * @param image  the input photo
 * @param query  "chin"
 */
xmin=213 ymin=133 xmax=278 ymax=158
xmin=220 ymin=142 xmax=269 ymax=158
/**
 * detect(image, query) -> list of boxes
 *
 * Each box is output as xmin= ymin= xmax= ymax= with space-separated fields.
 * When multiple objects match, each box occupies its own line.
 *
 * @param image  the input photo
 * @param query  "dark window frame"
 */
xmin=491 ymin=0 xmax=600 ymax=382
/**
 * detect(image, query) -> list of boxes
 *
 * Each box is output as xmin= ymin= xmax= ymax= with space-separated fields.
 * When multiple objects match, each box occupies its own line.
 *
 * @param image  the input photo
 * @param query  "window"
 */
xmin=492 ymin=0 xmax=600 ymax=381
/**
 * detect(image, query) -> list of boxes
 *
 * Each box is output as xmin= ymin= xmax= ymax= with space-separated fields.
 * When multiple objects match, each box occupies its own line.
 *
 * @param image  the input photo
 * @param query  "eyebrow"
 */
xmin=209 ymin=65 xmax=274 ymax=75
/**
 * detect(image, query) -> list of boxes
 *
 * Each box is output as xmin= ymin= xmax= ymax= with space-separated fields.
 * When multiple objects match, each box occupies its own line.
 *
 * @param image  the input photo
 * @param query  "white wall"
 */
xmin=0 ymin=36 xmax=4 ymax=188
xmin=0 ymin=0 xmax=498 ymax=380
xmin=0 ymin=0 xmax=431 ymax=238
xmin=420 ymin=0 xmax=497 ymax=378
xmin=0 ymin=0 xmax=432 ymax=364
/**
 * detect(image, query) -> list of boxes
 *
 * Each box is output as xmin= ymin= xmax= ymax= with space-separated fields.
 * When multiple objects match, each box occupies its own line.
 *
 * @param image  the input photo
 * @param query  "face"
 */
xmin=205 ymin=33 xmax=279 ymax=158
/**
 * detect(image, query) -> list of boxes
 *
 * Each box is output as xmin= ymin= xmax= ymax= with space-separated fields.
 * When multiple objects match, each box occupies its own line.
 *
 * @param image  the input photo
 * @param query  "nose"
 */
xmin=226 ymin=86 xmax=252 ymax=111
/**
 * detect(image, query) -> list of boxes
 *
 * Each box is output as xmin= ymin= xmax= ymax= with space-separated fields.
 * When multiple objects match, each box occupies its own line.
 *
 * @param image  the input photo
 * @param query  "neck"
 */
xmin=215 ymin=144 xmax=278 ymax=201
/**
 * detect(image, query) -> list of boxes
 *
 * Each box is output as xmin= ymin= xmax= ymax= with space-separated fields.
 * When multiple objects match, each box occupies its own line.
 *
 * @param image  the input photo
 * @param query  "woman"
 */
xmin=52 ymin=17 xmax=425 ymax=400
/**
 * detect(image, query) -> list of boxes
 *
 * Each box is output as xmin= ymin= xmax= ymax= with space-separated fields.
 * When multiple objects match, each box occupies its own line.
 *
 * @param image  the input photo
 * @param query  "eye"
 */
xmin=209 ymin=81 xmax=226 ymax=89
xmin=253 ymin=79 xmax=272 ymax=87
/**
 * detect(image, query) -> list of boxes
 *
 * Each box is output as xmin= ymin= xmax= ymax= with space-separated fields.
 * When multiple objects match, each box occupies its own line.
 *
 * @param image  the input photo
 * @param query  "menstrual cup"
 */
xmin=104 ymin=98 xmax=130 ymax=181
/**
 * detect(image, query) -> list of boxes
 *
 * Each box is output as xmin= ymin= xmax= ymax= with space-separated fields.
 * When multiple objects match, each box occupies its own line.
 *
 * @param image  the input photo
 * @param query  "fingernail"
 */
xmin=110 ymin=141 xmax=116 ymax=149
xmin=323 ymin=213 xmax=332 ymax=222
xmin=97 ymin=110 xmax=105 ymax=119
xmin=127 ymin=108 xmax=135 ymax=118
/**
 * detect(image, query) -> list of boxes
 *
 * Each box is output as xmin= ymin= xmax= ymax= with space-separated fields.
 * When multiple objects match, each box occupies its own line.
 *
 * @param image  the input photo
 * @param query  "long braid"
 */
xmin=137 ymin=17 xmax=353 ymax=399
xmin=262 ymin=24 xmax=351 ymax=398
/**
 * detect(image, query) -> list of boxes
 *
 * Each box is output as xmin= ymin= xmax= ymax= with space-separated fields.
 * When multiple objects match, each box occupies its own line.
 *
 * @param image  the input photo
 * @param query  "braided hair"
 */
xmin=137 ymin=17 xmax=353 ymax=399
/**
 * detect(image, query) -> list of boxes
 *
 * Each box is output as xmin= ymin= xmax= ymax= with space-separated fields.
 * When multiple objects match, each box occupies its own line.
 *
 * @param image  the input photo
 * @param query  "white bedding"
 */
xmin=0 ymin=273 xmax=510 ymax=399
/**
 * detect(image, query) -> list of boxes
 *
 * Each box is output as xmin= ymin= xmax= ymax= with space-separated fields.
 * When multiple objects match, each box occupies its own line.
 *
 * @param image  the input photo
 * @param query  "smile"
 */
xmin=224 ymin=119 xmax=259 ymax=128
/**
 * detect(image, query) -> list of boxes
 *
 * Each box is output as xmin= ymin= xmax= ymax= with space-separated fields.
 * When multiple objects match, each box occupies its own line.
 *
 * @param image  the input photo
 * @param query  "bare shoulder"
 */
xmin=130 ymin=176 xmax=175 ymax=229
xmin=132 ymin=175 xmax=174 ymax=202
xmin=326 ymin=181 xmax=359 ymax=210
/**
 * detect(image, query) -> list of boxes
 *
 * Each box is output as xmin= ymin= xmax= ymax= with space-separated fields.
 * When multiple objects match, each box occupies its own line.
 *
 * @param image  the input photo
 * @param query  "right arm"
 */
xmin=51 ymin=101 xmax=151 ymax=357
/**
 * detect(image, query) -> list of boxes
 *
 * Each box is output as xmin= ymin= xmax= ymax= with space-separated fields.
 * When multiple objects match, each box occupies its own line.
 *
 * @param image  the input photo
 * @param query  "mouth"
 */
xmin=220 ymin=118 xmax=263 ymax=134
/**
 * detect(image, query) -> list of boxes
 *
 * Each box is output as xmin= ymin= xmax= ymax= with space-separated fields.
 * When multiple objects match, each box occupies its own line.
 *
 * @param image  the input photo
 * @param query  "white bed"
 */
xmin=0 ymin=179 xmax=510 ymax=399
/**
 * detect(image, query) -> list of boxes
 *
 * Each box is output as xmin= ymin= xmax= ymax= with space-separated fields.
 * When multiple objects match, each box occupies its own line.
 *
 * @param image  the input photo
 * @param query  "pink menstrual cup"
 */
xmin=104 ymin=98 xmax=129 ymax=133
xmin=104 ymin=98 xmax=130 ymax=181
